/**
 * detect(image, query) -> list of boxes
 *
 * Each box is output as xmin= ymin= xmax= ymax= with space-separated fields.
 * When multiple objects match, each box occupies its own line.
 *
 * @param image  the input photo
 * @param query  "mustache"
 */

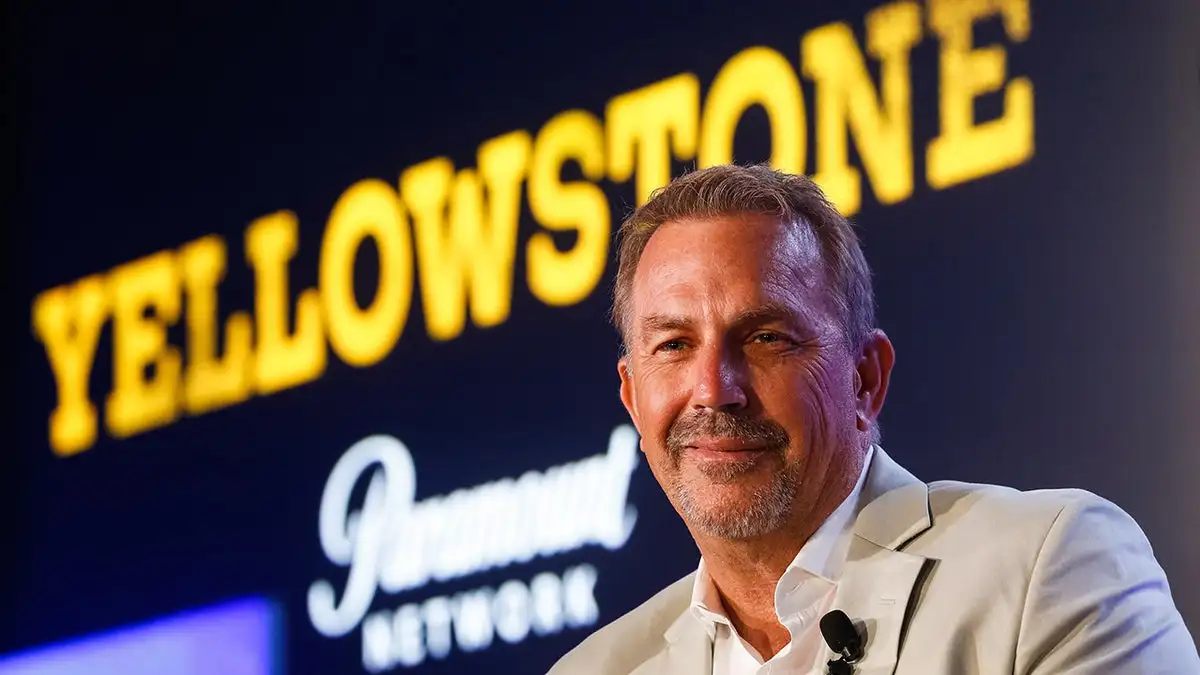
xmin=666 ymin=411 xmax=790 ymax=455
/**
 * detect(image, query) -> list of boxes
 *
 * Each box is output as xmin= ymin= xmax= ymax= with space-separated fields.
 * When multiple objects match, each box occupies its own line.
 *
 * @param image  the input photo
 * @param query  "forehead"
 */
xmin=630 ymin=213 xmax=829 ymax=326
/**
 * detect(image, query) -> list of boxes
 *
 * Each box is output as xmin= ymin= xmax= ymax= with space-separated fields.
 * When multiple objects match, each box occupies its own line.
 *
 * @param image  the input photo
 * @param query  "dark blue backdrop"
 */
xmin=6 ymin=1 xmax=1198 ymax=674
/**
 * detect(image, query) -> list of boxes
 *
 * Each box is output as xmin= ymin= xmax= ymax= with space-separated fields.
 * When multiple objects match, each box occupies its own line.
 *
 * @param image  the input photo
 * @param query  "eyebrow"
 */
xmin=638 ymin=302 xmax=799 ymax=339
xmin=730 ymin=302 xmax=796 ymax=328
xmin=639 ymin=313 xmax=692 ymax=336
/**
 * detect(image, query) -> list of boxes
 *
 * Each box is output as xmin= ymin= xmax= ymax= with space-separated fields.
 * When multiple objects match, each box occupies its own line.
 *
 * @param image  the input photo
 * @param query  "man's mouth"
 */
xmin=685 ymin=437 xmax=771 ymax=460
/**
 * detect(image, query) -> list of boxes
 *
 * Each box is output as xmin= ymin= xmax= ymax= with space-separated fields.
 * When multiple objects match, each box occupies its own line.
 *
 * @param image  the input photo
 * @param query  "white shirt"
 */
xmin=689 ymin=446 xmax=875 ymax=675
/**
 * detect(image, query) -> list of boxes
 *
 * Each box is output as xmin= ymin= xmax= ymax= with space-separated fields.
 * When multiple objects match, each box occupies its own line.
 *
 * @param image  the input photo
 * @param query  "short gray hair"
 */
xmin=610 ymin=163 xmax=876 ymax=352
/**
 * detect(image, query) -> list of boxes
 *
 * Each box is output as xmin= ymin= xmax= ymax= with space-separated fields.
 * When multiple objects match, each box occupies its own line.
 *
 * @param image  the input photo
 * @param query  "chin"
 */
xmin=682 ymin=500 xmax=789 ymax=540
xmin=691 ymin=482 xmax=759 ymax=509
xmin=672 ymin=476 xmax=794 ymax=540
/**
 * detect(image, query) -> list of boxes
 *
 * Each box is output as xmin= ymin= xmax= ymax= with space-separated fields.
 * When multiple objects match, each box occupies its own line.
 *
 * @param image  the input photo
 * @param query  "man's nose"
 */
xmin=688 ymin=344 xmax=748 ymax=412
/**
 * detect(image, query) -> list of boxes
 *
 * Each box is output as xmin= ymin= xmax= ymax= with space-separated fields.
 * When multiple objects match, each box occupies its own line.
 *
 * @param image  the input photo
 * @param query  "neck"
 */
xmin=694 ymin=448 xmax=866 ymax=659
xmin=701 ymin=524 xmax=818 ymax=658
xmin=696 ymin=505 xmax=834 ymax=658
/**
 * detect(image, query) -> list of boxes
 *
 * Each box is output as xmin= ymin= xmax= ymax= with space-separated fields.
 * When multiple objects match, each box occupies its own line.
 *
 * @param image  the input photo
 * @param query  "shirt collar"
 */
xmin=688 ymin=446 xmax=876 ymax=624
xmin=789 ymin=444 xmax=874 ymax=583
xmin=690 ymin=557 xmax=727 ymax=628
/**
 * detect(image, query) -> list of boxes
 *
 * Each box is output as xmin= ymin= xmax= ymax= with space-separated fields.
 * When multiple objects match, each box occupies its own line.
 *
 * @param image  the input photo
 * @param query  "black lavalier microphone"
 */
xmin=820 ymin=610 xmax=865 ymax=675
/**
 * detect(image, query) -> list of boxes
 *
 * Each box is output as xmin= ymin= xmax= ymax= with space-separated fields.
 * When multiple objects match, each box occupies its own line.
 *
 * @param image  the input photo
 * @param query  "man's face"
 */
xmin=618 ymin=214 xmax=869 ymax=541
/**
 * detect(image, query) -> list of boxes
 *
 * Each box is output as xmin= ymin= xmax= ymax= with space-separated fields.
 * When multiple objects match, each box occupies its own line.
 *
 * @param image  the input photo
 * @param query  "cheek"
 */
xmin=760 ymin=359 xmax=850 ymax=435
xmin=800 ymin=360 xmax=857 ymax=431
xmin=635 ymin=369 xmax=689 ymax=439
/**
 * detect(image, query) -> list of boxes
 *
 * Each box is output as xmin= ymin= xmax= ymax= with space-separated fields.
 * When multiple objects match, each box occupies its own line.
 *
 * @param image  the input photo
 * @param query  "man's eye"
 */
xmin=657 ymin=339 xmax=686 ymax=352
xmin=751 ymin=332 xmax=785 ymax=345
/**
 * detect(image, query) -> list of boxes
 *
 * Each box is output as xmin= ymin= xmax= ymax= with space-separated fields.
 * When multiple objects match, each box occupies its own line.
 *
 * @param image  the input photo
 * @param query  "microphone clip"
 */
xmin=820 ymin=610 xmax=865 ymax=675
xmin=825 ymin=653 xmax=857 ymax=675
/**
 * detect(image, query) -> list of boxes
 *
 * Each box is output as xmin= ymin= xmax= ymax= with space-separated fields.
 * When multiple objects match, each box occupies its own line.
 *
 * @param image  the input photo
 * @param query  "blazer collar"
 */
xmin=853 ymin=446 xmax=932 ymax=551
xmin=823 ymin=446 xmax=934 ymax=673
xmin=629 ymin=608 xmax=713 ymax=675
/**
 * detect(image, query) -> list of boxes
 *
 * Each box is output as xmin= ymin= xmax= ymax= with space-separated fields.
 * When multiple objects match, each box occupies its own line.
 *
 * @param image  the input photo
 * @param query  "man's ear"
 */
xmin=618 ymin=358 xmax=641 ymax=433
xmin=854 ymin=329 xmax=895 ymax=433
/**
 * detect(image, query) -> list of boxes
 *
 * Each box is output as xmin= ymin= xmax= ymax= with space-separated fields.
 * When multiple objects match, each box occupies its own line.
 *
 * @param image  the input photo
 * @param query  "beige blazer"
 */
xmin=547 ymin=448 xmax=1199 ymax=674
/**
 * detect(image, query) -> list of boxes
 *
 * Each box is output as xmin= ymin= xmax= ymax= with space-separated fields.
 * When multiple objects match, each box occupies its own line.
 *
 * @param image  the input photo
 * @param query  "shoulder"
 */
xmin=546 ymin=573 xmax=695 ymax=675
xmin=916 ymin=482 xmax=1198 ymax=669
xmin=918 ymin=479 xmax=1158 ymax=578
xmin=925 ymin=479 xmax=1133 ymax=536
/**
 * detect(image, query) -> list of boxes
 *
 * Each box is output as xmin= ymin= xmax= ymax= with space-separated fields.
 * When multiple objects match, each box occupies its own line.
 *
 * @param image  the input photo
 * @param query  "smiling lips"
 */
xmin=685 ymin=437 xmax=770 ymax=460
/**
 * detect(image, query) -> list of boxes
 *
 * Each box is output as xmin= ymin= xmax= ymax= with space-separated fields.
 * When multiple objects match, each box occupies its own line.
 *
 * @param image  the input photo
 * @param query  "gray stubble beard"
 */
xmin=670 ymin=459 xmax=802 ymax=540
xmin=664 ymin=409 xmax=799 ymax=540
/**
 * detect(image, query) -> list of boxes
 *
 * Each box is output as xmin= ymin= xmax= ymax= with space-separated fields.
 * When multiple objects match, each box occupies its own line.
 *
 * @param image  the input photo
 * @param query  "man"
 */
xmin=548 ymin=164 xmax=1199 ymax=674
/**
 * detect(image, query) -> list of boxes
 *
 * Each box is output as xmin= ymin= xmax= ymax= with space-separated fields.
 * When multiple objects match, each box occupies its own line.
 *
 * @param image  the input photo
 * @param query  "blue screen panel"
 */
xmin=0 ymin=598 xmax=282 ymax=675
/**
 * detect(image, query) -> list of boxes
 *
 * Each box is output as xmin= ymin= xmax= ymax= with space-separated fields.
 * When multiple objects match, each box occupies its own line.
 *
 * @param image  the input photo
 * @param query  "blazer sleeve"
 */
xmin=1015 ymin=490 xmax=1200 ymax=674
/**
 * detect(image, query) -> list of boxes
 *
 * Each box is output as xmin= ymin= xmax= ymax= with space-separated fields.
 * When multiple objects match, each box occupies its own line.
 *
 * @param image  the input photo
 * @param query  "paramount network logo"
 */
xmin=307 ymin=426 xmax=641 ymax=671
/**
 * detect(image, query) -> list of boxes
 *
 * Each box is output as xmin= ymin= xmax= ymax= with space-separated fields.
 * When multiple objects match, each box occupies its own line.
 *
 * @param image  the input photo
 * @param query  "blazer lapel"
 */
xmin=822 ymin=539 xmax=932 ymax=673
xmin=629 ymin=610 xmax=713 ymax=675
xmin=819 ymin=448 xmax=934 ymax=674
